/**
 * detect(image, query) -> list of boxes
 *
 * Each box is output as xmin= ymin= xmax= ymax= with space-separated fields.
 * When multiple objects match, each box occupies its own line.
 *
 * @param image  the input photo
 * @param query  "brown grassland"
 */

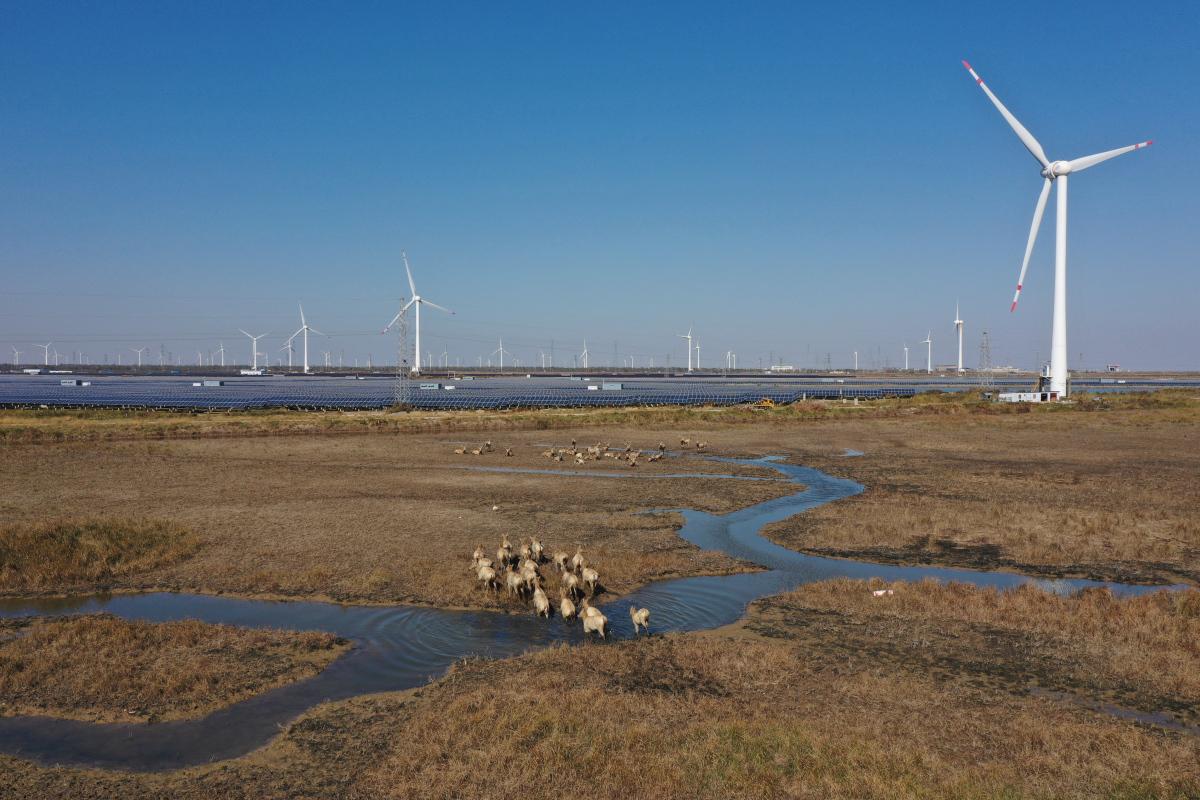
xmin=0 ymin=434 xmax=789 ymax=608
xmin=0 ymin=580 xmax=1196 ymax=799
xmin=0 ymin=392 xmax=1197 ymax=797
xmin=0 ymin=518 xmax=197 ymax=593
xmin=0 ymin=614 xmax=347 ymax=723
xmin=1 ymin=391 xmax=1196 ymax=605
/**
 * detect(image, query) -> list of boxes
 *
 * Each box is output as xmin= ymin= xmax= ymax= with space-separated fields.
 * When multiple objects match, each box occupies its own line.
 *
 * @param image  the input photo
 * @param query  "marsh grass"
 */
xmin=0 ymin=517 xmax=198 ymax=592
xmin=357 ymin=580 xmax=1200 ymax=800
xmin=0 ymin=614 xmax=347 ymax=722
xmin=3 ymin=389 xmax=1196 ymax=443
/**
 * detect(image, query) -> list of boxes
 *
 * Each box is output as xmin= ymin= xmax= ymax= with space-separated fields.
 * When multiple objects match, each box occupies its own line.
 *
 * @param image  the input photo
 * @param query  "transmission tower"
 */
xmin=392 ymin=303 xmax=412 ymax=408
xmin=977 ymin=330 xmax=994 ymax=388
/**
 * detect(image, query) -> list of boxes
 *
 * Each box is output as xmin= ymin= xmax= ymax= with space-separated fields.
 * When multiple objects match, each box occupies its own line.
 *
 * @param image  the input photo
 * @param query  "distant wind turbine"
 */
xmin=903 ymin=343 xmax=909 ymax=371
xmin=285 ymin=302 xmax=324 ymax=374
xmin=11 ymin=346 xmax=20 ymax=365
xmin=579 ymin=340 xmax=589 ymax=370
xmin=963 ymin=60 xmax=1152 ymax=396
xmin=677 ymin=326 xmax=694 ymax=372
xmin=130 ymin=346 xmax=146 ymax=368
xmin=491 ymin=337 xmax=512 ymax=372
xmin=239 ymin=330 xmax=267 ymax=370
xmin=382 ymin=251 xmax=453 ymax=375
xmin=35 ymin=342 xmax=52 ymax=366
xmin=921 ymin=332 xmax=932 ymax=374
xmin=954 ymin=302 xmax=964 ymax=373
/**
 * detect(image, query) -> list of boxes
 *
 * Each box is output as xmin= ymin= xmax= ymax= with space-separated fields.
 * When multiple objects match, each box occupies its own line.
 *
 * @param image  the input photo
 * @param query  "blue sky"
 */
xmin=2 ymin=1 xmax=1197 ymax=370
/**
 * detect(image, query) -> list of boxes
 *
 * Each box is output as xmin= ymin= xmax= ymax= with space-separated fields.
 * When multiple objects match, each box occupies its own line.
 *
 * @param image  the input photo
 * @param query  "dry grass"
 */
xmin=0 ymin=614 xmax=348 ymax=723
xmin=0 ymin=579 xmax=1196 ymax=798
xmin=759 ymin=402 xmax=1200 ymax=585
xmin=0 ymin=517 xmax=197 ymax=593
xmin=0 ymin=435 xmax=790 ymax=607
xmin=355 ymin=579 xmax=1200 ymax=799
xmin=3 ymin=389 xmax=1195 ymax=444
xmin=755 ymin=579 xmax=1200 ymax=721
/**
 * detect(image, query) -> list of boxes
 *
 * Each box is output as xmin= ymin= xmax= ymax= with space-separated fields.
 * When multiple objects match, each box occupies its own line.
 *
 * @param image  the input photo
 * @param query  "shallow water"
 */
xmin=0 ymin=455 xmax=1181 ymax=771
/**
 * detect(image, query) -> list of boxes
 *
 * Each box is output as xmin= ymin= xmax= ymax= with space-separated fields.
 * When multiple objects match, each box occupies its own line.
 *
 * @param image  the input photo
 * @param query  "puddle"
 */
xmin=0 ymin=455 xmax=1184 ymax=770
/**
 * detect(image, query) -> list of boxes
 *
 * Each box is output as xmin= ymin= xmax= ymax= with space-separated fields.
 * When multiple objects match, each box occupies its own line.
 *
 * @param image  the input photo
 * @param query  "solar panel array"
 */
xmin=0 ymin=374 xmax=1188 ymax=412
xmin=0 ymin=374 xmax=921 ymax=411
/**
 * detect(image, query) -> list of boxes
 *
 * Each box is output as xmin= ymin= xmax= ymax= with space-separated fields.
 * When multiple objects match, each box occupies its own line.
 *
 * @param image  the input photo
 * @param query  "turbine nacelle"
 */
xmin=1042 ymin=161 xmax=1072 ymax=179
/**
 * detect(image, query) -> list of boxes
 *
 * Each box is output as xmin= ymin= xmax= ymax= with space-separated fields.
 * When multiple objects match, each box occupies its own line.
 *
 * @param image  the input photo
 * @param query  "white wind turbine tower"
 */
xmin=11 ymin=346 xmax=20 ymax=365
xmin=285 ymin=302 xmax=324 ymax=375
xmin=35 ymin=342 xmax=52 ymax=366
xmin=491 ymin=337 xmax=512 ymax=372
xmin=903 ymin=343 xmax=909 ymax=371
xmin=130 ymin=346 xmax=146 ymax=367
xmin=677 ymin=326 xmax=694 ymax=372
xmin=216 ymin=342 xmax=226 ymax=368
xmin=239 ymin=330 xmax=267 ymax=370
xmin=963 ymin=60 xmax=1152 ymax=397
xmin=382 ymin=251 xmax=453 ymax=375
xmin=579 ymin=340 xmax=589 ymax=370
xmin=921 ymin=332 xmax=932 ymax=374
xmin=954 ymin=302 xmax=964 ymax=373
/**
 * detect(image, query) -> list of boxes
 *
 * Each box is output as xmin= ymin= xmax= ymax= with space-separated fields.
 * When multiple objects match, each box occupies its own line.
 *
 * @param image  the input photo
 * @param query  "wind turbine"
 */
xmin=239 ymin=330 xmax=267 ymax=370
xmin=11 ymin=346 xmax=20 ymax=365
xmin=491 ymin=337 xmax=511 ymax=372
xmin=954 ymin=302 xmax=964 ymax=373
xmin=903 ymin=343 xmax=909 ymax=371
xmin=694 ymin=339 xmax=700 ymax=370
xmin=285 ymin=302 xmax=324 ymax=374
xmin=382 ymin=251 xmax=453 ymax=375
xmin=579 ymin=340 xmax=589 ymax=370
xmin=921 ymin=332 xmax=932 ymax=374
xmin=130 ymin=346 xmax=146 ymax=367
xmin=677 ymin=326 xmax=694 ymax=372
xmin=216 ymin=342 xmax=226 ymax=368
xmin=963 ymin=60 xmax=1152 ymax=396
xmin=35 ymin=342 xmax=51 ymax=366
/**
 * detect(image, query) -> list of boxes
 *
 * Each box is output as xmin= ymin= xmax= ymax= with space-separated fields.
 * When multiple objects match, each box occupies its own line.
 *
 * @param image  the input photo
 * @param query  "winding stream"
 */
xmin=0 ymin=455 xmax=1180 ymax=771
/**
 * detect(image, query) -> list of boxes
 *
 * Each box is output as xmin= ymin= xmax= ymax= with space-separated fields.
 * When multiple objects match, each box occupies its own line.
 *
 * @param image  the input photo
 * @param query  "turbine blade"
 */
xmin=401 ymin=298 xmax=416 ymax=312
xmin=962 ymin=60 xmax=1050 ymax=168
xmin=403 ymin=251 xmax=417 ymax=297
xmin=1012 ymin=177 xmax=1053 ymax=312
xmin=239 ymin=329 xmax=252 ymax=338
xmin=308 ymin=327 xmax=325 ymax=336
xmin=381 ymin=313 xmax=401 ymax=334
xmin=299 ymin=302 xmax=306 ymax=326
xmin=421 ymin=299 xmax=454 ymax=315
xmin=1066 ymin=140 xmax=1152 ymax=174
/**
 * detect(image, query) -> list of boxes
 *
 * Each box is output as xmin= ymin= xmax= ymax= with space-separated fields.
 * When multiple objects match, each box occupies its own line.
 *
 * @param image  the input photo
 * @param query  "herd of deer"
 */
xmin=472 ymin=537 xmax=649 ymax=639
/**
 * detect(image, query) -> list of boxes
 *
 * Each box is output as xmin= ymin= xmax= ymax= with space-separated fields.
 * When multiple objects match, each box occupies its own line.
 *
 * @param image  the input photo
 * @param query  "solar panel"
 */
xmin=1 ymin=373 xmax=1182 ymax=412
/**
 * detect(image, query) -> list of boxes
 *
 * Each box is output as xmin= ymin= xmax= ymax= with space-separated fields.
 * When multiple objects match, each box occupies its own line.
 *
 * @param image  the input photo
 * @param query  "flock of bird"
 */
xmin=471 ymin=536 xmax=649 ymax=639
xmin=451 ymin=437 xmax=709 ymax=467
